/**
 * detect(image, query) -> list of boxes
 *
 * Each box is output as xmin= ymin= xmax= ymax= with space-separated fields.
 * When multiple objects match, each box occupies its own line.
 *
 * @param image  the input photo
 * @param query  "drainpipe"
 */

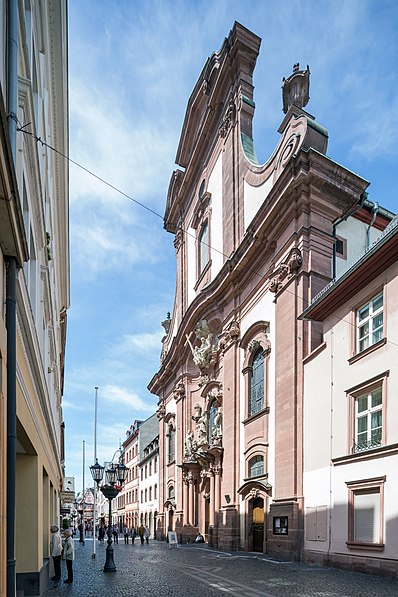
xmin=366 ymin=202 xmax=379 ymax=249
xmin=6 ymin=257 xmax=17 ymax=597
xmin=332 ymin=191 xmax=367 ymax=278
xmin=7 ymin=0 xmax=18 ymax=161
xmin=6 ymin=1 xmax=19 ymax=597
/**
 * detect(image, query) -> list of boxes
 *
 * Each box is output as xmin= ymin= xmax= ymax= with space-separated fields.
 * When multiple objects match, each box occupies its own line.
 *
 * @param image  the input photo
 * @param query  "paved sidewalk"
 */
xmin=43 ymin=538 xmax=398 ymax=597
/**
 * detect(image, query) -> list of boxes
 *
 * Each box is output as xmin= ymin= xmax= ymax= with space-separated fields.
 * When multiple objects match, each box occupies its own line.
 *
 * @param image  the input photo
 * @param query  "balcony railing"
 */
xmin=353 ymin=434 xmax=382 ymax=453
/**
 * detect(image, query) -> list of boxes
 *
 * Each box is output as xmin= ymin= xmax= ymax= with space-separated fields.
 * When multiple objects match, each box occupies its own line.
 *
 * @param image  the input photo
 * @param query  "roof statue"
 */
xmin=282 ymin=63 xmax=310 ymax=114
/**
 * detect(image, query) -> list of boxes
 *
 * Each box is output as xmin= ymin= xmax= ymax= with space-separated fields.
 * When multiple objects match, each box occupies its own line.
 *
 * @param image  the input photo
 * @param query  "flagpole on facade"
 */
xmin=93 ymin=386 xmax=98 ymax=559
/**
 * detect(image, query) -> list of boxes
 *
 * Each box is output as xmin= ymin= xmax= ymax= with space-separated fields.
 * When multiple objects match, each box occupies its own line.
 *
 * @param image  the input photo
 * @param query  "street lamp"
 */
xmin=90 ymin=459 xmax=128 ymax=572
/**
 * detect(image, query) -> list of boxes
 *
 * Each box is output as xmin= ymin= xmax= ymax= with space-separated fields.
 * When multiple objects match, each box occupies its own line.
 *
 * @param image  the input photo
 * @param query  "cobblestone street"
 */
xmin=43 ymin=538 xmax=398 ymax=597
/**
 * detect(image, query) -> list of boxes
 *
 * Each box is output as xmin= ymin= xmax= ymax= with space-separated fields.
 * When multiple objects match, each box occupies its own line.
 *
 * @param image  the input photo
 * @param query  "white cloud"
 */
xmin=118 ymin=331 xmax=164 ymax=354
xmin=101 ymin=384 xmax=155 ymax=412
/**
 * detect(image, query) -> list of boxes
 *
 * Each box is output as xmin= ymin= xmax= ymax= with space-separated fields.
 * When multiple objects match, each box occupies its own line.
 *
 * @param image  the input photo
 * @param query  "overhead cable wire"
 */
xmin=17 ymin=125 xmax=398 ymax=350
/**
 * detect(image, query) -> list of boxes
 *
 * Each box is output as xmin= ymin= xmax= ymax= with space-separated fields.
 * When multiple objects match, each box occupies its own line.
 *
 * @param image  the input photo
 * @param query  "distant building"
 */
xmin=121 ymin=420 xmax=143 ymax=530
xmin=138 ymin=420 xmax=159 ymax=537
xmin=148 ymin=21 xmax=392 ymax=569
xmin=300 ymin=216 xmax=398 ymax=576
xmin=0 ymin=1 xmax=69 ymax=595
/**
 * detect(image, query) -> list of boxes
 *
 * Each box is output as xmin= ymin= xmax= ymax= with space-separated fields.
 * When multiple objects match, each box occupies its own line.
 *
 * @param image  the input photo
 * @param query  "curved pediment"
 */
xmin=175 ymin=22 xmax=261 ymax=171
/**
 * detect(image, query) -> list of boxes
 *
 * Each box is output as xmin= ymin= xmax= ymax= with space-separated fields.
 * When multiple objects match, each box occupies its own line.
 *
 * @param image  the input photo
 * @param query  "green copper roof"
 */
xmin=242 ymin=95 xmax=255 ymax=108
xmin=306 ymin=118 xmax=328 ymax=137
xmin=241 ymin=132 xmax=259 ymax=165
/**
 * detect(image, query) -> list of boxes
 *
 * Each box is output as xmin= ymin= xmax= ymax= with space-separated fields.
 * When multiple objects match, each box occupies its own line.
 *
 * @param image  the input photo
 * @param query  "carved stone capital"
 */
xmin=174 ymin=228 xmax=183 ymax=252
xmin=269 ymin=248 xmax=303 ymax=293
xmin=157 ymin=402 xmax=166 ymax=420
xmin=173 ymin=380 xmax=185 ymax=403
xmin=219 ymin=97 xmax=236 ymax=138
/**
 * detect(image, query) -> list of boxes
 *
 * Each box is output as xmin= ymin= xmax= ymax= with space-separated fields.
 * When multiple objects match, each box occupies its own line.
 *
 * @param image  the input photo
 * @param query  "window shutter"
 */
xmin=354 ymin=490 xmax=380 ymax=542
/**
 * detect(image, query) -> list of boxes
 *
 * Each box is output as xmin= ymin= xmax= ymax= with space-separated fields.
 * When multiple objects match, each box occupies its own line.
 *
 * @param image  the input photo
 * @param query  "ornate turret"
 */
xmin=282 ymin=63 xmax=310 ymax=113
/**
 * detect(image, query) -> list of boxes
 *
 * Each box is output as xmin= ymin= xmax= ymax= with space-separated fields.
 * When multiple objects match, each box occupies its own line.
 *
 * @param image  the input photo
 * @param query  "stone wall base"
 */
xmin=303 ymin=549 xmax=398 ymax=579
xmin=267 ymin=501 xmax=303 ymax=561
xmin=16 ymin=560 xmax=49 ymax=597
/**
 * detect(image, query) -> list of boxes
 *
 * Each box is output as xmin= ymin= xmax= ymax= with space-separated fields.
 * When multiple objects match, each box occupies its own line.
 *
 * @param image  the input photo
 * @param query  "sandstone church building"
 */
xmin=148 ymin=22 xmax=395 ymax=571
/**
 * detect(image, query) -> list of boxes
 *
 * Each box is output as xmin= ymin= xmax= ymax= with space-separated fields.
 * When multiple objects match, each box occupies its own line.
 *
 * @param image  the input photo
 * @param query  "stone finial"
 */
xmin=282 ymin=64 xmax=310 ymax=114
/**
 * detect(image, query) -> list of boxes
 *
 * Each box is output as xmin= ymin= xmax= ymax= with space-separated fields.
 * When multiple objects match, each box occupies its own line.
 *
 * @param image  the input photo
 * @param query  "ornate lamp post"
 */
xmin=90 ymin=459 xmax=128 ymax=572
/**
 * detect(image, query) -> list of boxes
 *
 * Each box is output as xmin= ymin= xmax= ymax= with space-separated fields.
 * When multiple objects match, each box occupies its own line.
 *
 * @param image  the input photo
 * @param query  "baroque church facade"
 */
xmin=148 ymin=22 xmax=391 ymax=562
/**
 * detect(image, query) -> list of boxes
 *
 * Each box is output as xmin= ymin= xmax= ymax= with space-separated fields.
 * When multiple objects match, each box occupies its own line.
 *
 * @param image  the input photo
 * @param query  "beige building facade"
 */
xmin=0 ymin=1 xmax=69 ymax=595
xmin=149 ymin=22 xmax=387 ymax=561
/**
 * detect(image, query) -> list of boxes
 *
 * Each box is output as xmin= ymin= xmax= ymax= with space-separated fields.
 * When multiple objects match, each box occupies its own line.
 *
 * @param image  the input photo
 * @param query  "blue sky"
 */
xmin=65 ymin=0 xmax=398 ymax=492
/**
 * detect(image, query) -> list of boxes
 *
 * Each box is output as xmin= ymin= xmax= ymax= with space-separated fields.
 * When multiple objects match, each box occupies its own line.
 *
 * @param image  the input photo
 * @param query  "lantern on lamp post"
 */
xmin=90 ymin=459 xmax=128 ymax=572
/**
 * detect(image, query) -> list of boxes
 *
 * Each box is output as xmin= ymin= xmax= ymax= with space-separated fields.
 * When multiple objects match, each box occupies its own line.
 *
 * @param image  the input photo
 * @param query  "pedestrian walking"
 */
xmin=50 ymin=525 xmax=62 ymax=581
xmin=112 ymin=525 xmax=119 ymax=544
xmin=63 ymin=529 xmax=74 ymax=583
xmin=130 ymin=527 xmax=136 ymax=544
xmin=138 ymin=524 xmax=145 ymax=545
xmin=123 ymin=525 xmax=129 ymax=544
xmin=98 ymin=524 xmax=105 ymax=542
xmin=144 ymin=526 xmax=150 ymax=545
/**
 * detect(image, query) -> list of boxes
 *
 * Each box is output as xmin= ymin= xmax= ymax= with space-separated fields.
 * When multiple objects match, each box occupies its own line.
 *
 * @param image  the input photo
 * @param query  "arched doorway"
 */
xmin=251 ymin=497 xmax=264 ymax=552
xmin=168 ymin=509 xmax=174 ymax=531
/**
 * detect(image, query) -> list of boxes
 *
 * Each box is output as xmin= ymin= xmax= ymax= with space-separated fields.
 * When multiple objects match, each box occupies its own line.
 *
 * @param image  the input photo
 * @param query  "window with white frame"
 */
xmin=356 ymin=293 xmax=383 ymax=353
xmin=248 ymin=455 xmax=264 ymax=478
xmin=354 ymin=384 xmax=382 ymax=453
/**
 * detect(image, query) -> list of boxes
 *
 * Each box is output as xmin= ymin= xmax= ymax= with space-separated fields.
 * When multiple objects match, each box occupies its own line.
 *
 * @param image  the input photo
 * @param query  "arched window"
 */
xmin=168 ymin=427 xmax=175 ymax=463
xmin=199 ymin=221 xmax=209 ymax=274
xmin=208 ymin=401 xmax=217 ymax=443
xmin=249 ymin=455 xmax=264 ymax=478
xmin=169 ymin=485 xmax=174 ymax=499
xmin=250 ymin=349 xmax=264 ymax=416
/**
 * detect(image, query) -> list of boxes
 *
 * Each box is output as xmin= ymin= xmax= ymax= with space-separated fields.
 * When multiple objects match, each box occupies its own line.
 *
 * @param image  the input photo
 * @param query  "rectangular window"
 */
xmin=347 ymin=477 xmax=385 ymax=549
xmin=199 ymin=221 xmax=210 ymax=274
xmin=354 ymin=385 xmax=382 ymax=453
xmin=149 ymin=487 xmax=152 ymax=501
xmin=141 ymin=468 xmax=143 ymax=481
xmin=154 ymin=484 xmax=157 ymax=499
xmin=356 ymin=293 xmax=383 ymax=353
xmin=154 ymin=458 xmax=157 ymax=473
xmin=140 ymin=490 xmax=143 ymax=503
xmin=169 ymin=429 xmax=175 ymax=463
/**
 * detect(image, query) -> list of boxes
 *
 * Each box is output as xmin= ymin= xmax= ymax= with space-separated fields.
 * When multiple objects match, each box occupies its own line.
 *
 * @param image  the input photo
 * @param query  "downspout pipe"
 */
xmin=366 ymin=202 xmax=379 ymax=249
xmin=332 ymin=191 xmax=368 ymax=278
xmin=6 ymin=1 xmax=19 ymax=597
xmin=7 ymin=0 xmax=18 ymax=161
xmin=6 ymin=257 xmax=17 ymax=597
